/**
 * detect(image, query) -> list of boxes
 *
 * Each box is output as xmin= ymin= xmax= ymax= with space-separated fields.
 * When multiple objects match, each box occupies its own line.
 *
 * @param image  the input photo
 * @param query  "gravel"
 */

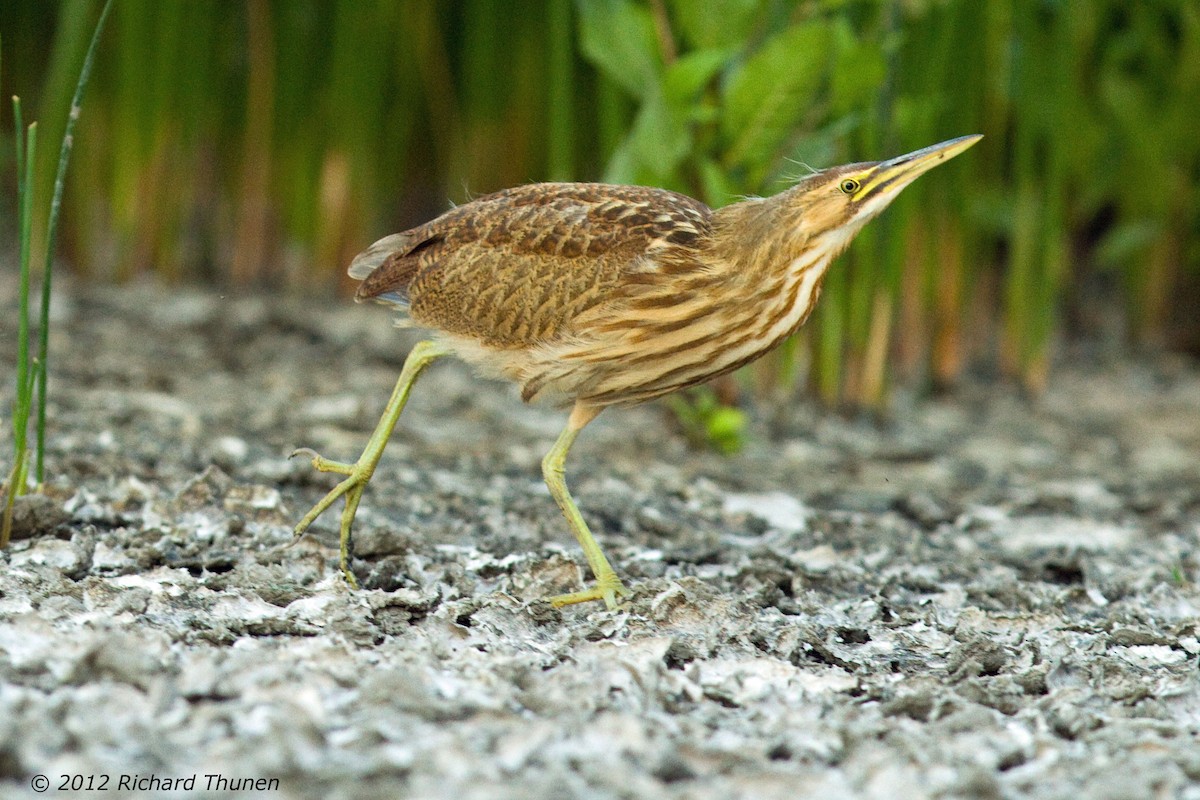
xmin=1 ymin=277 xmax=1198 ymax=799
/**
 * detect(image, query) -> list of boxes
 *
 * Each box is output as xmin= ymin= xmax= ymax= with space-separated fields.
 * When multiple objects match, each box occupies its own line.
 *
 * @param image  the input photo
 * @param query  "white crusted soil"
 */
xmin=2 ymin=279 xmax=1199 ymax=799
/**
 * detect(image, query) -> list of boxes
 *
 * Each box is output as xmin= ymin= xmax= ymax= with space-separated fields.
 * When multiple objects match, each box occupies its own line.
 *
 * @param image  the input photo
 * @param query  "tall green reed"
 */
xmin=4 ymin=100 xmax=37 ymax=548
xmin=4 ymin=0 xmax=1197 ymax=428
xmin=3 ymin=0 xmax=110 ymax=547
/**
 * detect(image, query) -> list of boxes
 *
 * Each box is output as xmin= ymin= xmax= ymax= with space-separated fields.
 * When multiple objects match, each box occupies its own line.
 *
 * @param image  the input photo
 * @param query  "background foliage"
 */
xmin=3 ymin=0 xmax=1198 ymax=408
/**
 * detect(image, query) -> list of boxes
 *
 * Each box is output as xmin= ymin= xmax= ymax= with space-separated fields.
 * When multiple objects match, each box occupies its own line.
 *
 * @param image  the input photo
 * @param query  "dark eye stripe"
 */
xmin=860 ymin=173 xmax=900 ymax=201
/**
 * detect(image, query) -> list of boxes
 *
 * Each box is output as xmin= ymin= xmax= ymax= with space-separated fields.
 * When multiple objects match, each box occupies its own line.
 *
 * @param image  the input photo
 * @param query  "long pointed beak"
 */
xmin=859 ymin=134 xmax=983 ymax=200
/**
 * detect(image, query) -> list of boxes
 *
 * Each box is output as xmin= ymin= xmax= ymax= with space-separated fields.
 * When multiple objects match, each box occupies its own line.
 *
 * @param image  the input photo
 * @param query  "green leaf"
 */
xmin=721 ymin=21 xmax=831 ymax=176
xmin=576 ymin=0 xmax=661 ymax=99
xmin=663 ymin=48 xmax=731 ymax=106
xmin=602 ymin=137 xmax=638 ymax=184
xmin=602 ymin=49 xmax=729 ymax=187
xmin=665 ymin=389 xmax=747 ymax=455
xmin=705 ymin=405 xmax=748 ymax=455
xmin=603 ymin=93 xmax=691 ymax=186
xmin=627 ymin=86 xmax=692 ymax=179
xmin=669 ymin=0 xmax=765 ymax=50
xmin=698 ymin=156 xmax=741 ymax=207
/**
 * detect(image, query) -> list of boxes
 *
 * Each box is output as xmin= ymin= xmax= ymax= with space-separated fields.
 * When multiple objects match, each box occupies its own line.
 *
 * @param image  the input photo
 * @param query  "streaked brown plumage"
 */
xmin=294 ymin=135 xmax=982 ymax=609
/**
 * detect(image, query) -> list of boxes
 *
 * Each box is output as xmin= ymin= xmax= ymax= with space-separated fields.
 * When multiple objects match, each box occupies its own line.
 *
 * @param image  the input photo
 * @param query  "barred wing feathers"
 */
xmin=350 ymin=183 xmax=712 ymax=349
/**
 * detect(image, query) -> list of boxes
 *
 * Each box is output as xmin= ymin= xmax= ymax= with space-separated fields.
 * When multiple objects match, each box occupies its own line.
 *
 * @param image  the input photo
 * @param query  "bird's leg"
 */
xmin=542 ymin=402 xmax=630 ymax=610
xmin=292 ymin=339 xmax=449 ymax=587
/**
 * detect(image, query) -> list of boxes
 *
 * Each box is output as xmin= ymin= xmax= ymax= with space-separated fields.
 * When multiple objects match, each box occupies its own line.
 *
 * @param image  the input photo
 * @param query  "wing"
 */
xmin=350 ymin=183 xmax=712 ymax=348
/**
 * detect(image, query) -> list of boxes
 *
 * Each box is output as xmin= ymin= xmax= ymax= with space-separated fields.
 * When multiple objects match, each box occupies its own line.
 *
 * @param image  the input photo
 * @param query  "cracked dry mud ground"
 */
xmin=1 ymin=278 xmax=1199 ymax=800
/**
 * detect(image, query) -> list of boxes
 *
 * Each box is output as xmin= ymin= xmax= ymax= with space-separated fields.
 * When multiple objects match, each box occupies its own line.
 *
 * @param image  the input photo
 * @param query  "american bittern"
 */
xmin=293 ymin=134 xmax=981 ymax=609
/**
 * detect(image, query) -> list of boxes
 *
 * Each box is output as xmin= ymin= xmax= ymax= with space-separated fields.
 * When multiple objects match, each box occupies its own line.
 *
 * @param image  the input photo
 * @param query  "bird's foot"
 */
xmin=548 ymin=572 xmax=631 ymax=611
xmin=290 ymin=447 xmax=371 ymax=589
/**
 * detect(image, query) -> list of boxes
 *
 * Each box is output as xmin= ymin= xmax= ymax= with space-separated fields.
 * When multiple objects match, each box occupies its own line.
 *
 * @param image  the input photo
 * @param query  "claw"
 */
xmin=292 ymin=446 xmax=356 ymax=476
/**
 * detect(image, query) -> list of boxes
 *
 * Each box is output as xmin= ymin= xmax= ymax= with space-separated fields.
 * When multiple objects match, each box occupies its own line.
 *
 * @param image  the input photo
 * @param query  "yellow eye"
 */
xmin=839 ymin=178 xmax=861 ymax=195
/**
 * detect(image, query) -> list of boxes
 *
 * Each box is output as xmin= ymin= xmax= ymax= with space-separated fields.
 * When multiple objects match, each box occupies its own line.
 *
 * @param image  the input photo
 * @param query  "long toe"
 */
xmin=293 ymin=471 xmax=364 ymax=537
xmin=548 ymin=576 xmax=631 ymax=611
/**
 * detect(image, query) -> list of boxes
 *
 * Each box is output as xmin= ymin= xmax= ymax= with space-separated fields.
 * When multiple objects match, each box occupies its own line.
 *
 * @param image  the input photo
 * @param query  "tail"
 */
xmin=348 ymin=233 xmax=418 ymax=310
xmin=348 ymin=233 xmax=412 ymax=281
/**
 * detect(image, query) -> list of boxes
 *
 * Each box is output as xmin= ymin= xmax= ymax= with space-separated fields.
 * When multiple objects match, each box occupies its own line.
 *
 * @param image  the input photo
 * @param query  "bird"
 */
xmin=292 ymin=134 xmax=982 ymax=610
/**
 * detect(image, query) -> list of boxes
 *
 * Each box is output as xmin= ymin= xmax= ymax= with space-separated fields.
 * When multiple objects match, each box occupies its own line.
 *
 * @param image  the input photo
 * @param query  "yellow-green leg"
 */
xmin=292 ymin=339 xmax=449 ymax=587
xmin=543 ymin=402 xmax=630 ymax=610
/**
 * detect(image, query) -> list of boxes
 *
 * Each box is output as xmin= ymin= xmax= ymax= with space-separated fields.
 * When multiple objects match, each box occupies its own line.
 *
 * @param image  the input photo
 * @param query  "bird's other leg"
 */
xmin=292 ymin=339 xmax=450 ymax=588
xmin=542 ymin=402 xmax=630 ymax=610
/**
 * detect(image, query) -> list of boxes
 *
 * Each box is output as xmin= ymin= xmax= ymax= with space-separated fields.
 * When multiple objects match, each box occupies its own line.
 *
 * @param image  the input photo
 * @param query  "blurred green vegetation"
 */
xmin=2 ymin=0 xmax=1198 ymax=408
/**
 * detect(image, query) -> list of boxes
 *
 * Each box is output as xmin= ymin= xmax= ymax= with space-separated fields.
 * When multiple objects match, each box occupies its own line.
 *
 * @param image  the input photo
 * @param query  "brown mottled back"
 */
xmin=352 ymin=183 xmax=712 ymax=348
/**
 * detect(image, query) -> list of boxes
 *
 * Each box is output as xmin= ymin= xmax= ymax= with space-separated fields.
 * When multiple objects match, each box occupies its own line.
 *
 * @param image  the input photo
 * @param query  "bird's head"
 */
xmin=789 ymin=134 xmax=983 ymax=253
xmin=711 ymin=135 xmax=982 ymax=276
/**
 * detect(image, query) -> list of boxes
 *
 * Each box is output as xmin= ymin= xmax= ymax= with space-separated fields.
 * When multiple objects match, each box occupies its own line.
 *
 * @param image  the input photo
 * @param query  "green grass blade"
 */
xmin=34 ymin=0 xmax=113 ymax=485
xmin=2 ymin=446 xmax=30 ymax=548
xmin=12 ymin=116 xmax=37 ymax=489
